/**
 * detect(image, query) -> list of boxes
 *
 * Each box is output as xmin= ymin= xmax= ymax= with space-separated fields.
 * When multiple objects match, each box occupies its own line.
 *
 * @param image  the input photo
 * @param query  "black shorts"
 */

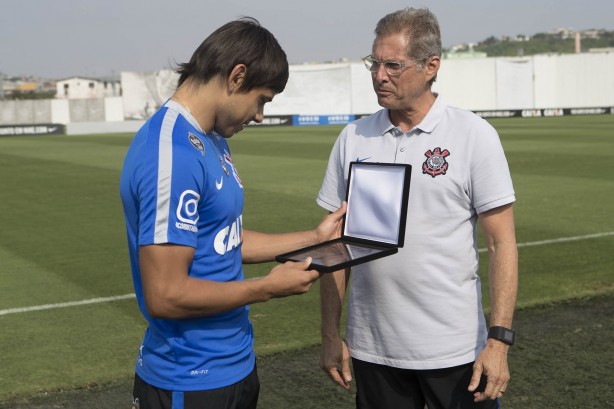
xmin=352 ymin=358 xmax=500 ymax=409
xmin=132 ymin=365 xmax=259 ymax=409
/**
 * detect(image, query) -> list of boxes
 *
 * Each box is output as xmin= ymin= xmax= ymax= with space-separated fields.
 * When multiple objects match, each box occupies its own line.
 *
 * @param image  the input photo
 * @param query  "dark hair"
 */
xmin=375 ymin=8 xmax=441 ymax=84
xmin=174 ymin=17 xmax=289 ymax=94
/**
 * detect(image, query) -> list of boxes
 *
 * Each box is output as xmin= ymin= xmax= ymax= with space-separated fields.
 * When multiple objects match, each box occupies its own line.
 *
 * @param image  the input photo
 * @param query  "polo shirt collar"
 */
xmin=377 ymin=93 xmax=445 ymax=136
xmin=416 ymin=93 xmax=444 ymax=134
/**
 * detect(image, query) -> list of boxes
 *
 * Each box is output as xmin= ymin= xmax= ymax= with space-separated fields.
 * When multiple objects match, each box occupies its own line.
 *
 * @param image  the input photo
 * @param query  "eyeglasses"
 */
xmin=362 ymin=55 xmax=412 ymax=77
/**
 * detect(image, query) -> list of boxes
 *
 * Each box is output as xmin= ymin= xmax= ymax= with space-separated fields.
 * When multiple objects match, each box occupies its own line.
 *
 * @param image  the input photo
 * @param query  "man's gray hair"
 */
xmin=375 ymin=7 xmax=442 ymax=82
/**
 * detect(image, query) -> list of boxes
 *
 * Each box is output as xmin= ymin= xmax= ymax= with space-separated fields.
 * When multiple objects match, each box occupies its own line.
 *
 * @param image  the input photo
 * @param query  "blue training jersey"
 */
xmin=119 ymin=100 xmax=253 ymax=391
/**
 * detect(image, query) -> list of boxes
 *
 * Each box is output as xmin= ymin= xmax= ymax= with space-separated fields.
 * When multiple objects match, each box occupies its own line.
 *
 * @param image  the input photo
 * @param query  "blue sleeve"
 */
xmin=136 ymin=111 xmax=205 ymax=248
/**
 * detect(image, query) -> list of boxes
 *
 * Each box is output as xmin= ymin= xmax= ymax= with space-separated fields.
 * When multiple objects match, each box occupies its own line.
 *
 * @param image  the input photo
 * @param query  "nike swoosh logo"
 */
xmin=215 ymin=177 xmax=223 ymax=190
xmin=356 ymin=156 xmax=372 ymax=162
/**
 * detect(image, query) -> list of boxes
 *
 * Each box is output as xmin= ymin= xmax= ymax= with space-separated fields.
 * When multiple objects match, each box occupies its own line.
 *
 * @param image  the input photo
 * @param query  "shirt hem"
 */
xmin=475 ymin=194 xmax=516 ymax=215
xmin=135 ymin=357 xmax=255 ymax=392
xmin=316 ymin=196 xmax=340 ymax=213
xmin=349 ymin=348 xmax=478 ymax=370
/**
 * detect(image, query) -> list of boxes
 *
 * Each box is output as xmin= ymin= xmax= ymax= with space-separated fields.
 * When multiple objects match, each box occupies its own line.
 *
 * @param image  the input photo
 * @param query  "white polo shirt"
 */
xmin=317 ymin=95 xmax=515 ymax=369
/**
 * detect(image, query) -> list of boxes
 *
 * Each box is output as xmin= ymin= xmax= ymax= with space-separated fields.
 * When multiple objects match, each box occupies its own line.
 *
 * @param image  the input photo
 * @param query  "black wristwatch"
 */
xmin=488 ymin=326 xmax=515 ymax=346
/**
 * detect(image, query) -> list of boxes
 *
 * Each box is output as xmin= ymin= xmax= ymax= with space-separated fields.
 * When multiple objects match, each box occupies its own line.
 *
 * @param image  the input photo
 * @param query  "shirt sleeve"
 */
xmin=137 ymin=115 xmax=204 ymax=248
xmin=317 ymin=128 xmax=348 ymax=212
xmin=469 ymin=118 xmax=516 ymax=214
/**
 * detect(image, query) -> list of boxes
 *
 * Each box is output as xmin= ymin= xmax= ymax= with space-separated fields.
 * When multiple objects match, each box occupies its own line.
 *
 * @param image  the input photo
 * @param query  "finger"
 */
xmin=302 ymin=257 xmax=322 ymax=278
xmin=473 ymin=392 xmax=488 ymax=402
xmin=306 ymin=269 xmax=323 ymax=284
xmin=332 ymin=202 xmax=347 ymax=219
xmin=482 ymin=380 xmax=497 ymax=400
xmin=328 ymin=368 xmax=350 ymax=389
xmin=298 ymin=258 xmax=322 ymax=282
xmin=473 ymin=388 xmax=503 ymax=402
xmin=467 ymin=364 xmax=483 ymax=392
xmin=482 ymin=377 xmax=505 ymax=401
xmin=341 ymin=358 xmax=353 ymax=384
xmin=337 ymin=367 xmax=351 ymax=389
xmin=288 ymin=257 xmax=312 ymax=270
xmin=493 ymin=381 xmax=509 ymax=400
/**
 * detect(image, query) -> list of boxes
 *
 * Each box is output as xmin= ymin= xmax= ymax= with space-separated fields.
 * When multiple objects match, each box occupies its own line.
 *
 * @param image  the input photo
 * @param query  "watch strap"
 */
xmin=488 ymin=326 xmax=515 ymax=345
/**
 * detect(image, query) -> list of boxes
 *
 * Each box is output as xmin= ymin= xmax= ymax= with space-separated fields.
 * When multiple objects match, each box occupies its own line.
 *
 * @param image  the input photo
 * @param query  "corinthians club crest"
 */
xmin=422 ymin=147 xmax=450 ymax=177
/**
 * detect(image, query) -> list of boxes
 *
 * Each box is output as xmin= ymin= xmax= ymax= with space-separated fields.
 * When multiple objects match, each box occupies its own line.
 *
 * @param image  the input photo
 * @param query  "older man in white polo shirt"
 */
xmin=317 ymin=7 xmax=518 ymax=409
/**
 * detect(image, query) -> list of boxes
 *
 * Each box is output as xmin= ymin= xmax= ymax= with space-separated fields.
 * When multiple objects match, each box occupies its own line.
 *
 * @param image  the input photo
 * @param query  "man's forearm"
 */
xmin=488 ymin=242 xmax=518 ymax=328
xmin=320 ymin=268 xmax=350 ymax=338
xmin=241 ymin=229 xmax=317 ymax=264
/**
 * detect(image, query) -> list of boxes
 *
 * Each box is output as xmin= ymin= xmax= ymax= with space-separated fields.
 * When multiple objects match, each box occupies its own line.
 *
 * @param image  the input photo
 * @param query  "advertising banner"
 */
xmin=293 ymin=115 xmax=355 ymax=126
xmin=247 ymin=115 xmax=293 ymax=127
xmin=474 ymin=107 xmax=614 ymax=119
xmin=0 ymin=123 xmax=66 ymax=137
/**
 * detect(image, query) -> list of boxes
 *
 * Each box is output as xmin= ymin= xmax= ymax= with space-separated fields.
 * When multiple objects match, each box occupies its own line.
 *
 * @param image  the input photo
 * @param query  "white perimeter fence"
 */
xmin=1 ymin=52 xmax=613 ymax=128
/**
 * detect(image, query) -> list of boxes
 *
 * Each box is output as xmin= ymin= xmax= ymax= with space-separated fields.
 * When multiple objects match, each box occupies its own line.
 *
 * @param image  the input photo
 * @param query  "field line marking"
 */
xmin=2 ymin=231 xmax=613 ymax=317
xmin=477 ymin=231 xmax=614 ymax=253
xmin=0 ymin=294 xmax=136 ymax=316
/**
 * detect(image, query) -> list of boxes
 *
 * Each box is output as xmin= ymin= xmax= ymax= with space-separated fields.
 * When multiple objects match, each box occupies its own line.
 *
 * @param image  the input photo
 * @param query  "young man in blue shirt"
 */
xmin=120 ymin=17 xmax=346 ymax=409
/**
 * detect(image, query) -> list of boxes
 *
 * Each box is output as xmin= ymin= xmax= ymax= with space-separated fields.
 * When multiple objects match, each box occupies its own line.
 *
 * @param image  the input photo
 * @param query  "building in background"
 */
xmin=0 ymin=76 xmax=124 ymax=127
xmin=2 ymin=76 xmax=37 ymax=98
xmin=0 ymin=74 xmax=56 ymax=99
xmin=55 ymin=76 xmax=121 ymax=99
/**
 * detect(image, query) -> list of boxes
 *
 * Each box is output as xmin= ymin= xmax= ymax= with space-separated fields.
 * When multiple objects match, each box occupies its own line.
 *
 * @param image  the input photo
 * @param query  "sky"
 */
xmin=1 ymin=0 xmax=613 ymax=79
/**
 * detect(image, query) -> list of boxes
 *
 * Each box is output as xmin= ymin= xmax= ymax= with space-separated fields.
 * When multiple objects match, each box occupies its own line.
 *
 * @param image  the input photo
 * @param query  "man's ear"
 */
xmin=425 ymin=56 xmax=440 ymax=82
xmin=227 ymin=64 xmax=247 ymax=93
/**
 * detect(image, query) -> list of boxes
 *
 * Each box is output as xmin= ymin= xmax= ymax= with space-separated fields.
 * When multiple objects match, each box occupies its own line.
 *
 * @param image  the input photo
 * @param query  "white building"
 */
xmin=55 ymin=76 xmax=120 ymax=99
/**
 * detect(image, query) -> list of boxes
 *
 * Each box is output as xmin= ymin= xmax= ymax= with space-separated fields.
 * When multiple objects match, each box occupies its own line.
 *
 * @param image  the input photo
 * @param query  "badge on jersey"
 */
xmin=422 ymin=147 xmax=450 ymax=178
xmin=188 ymin=132 xmax=205 ymax=156
xmin=223 ymin=152 xmax=243 ymax=189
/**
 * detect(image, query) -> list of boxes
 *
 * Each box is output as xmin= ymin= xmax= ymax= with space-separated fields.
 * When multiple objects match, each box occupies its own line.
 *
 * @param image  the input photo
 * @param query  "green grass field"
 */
xmin=0 ymin=115 xmax=613 ymax=402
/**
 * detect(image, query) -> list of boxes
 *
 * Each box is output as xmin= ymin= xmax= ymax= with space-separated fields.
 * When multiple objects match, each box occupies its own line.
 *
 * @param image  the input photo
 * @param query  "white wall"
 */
xmin=267 ymin=63 xmax=353 ymax=115
xmin=495 ymin=58 xmax=534 ymax=109
xmin=533 ymin=53 xmax=614 ymax=108
xmin=116 ymin=52 xmax=614 ymax=118
xmin=121 ymin=70 xmax=177 ymax=120
xmin=67 ymin=120 xmax=143 ymax=135
xmin=434 ymin=58 xmax=497 ymax=110
xmin=51 ymin=99 xmax=70 ymax=124
xmin=0 ymin=97 xmax=122 ymax=125
xmin=1 ymin=52 xmax=613 ymax=128
xmin=104 ymin=97 xmax=124 ymax=121
xmin=0 ymin=99 xmax=53 ymax=124
xmin=349 ymin=63 xmax=380 ymax=114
